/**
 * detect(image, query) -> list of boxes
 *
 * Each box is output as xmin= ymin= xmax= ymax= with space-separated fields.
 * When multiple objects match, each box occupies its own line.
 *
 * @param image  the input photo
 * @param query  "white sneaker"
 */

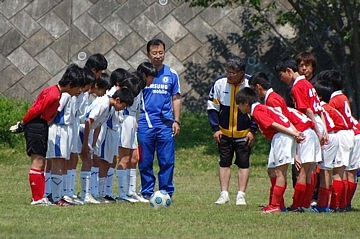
xmin=82 ymin=193 xmax=100 ymax=204
xmin=63 ymin=195 xmax=77 ymax=205
xmin=130 ymin=193 xmax=149 ymax=203
xmin=31 ymin=197 xmax=54 ymax=206
xmin=236 ymin=191 xmax=246 ymax=205
xmin=70 ymin=195 xmax=84 ymax=205
xmin=95 ymin=196 xmax=107 ymax=203
xmin=119 ymin=195 xmax=139 ymax=203
xmin=214 ymin=191 xmax=229 ymax=205
xmin=310 ymin=200 xmax=317 ymax=207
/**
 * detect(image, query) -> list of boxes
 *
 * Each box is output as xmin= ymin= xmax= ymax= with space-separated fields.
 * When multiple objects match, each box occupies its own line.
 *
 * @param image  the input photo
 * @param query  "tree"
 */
xmin=182 ymin=0 xmax=360 ymax=116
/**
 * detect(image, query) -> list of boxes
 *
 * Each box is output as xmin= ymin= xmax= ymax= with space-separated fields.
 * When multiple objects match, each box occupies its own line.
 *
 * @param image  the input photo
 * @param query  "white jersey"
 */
xmin=52 ymin=93 xmax=74 ymax=125
xmin=78 ymin=92 xmax=91 ymax=124
xmin=86 ymin=95 xmax=112 ymax=130
xmin=47 ymin=93 xmax=74 ymax=159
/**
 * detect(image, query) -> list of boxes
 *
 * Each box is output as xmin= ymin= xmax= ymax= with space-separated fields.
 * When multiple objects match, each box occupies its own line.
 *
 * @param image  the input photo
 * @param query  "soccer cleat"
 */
xmin=214 ymin=191 xmax=229 ymax=205
xmin=310 ymin=200 xmax=317 ymax=207
xmin=311 ymin=206 xmax=332 ymax=213
xmin=236 ymin=191 xmax=246 ymax=205
xmin=54 ymin=198 xmax=74 ymax=206
xmin=31 ymin=197 xmax=54 ymax=206
xmin=94 ymin=196 xmax=108 ymax=204
xmin=261 ymin=205 xmax=281 ymax=213
xmin=286 ymin=206 xmax=303 ymax=213
xmin=116 ymin=195 xmax=138 ymax=203
xmin=70 ymin=195 xmax=84 ymax=205
xmin=63 ymin=195 xmax=78 ymax=205
xmin=301 ymin=207 xmax=316 ymax=213
xmin=82 ymin=193 xmax=101 ymax=204
xmin=131 ymin=193 xmax=150 ymax=203
xmin=46 ymin=193 xmax=54 ymax=203
xmin=103 ymin=195 xmax=117 ymax=203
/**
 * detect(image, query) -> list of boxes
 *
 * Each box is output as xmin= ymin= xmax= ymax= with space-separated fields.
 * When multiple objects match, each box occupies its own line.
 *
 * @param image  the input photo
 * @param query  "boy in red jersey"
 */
xmin=275 ymin=57 xmax=328 ymax=145
xmin=275 ymin=57 xmax=328 ymax=208
xmin=236 ymin=87 xmax=304 ymax=213
xmin=314 ymin=81 xmax=351 ymax=212
xmin=10 ymin=64 xmax=84 ymax=205
xmin=316 ymin=70 xmax=356 ymax=211
xmin=348 ymin=119 xmax=360 ymax=210
xmin=250 ymin=72 xmax=322 ymax=212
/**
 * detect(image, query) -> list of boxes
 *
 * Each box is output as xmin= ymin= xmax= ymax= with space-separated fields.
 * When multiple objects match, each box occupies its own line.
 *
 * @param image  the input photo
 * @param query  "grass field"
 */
xmin=0 ymin=96 xmax=359 ymax=239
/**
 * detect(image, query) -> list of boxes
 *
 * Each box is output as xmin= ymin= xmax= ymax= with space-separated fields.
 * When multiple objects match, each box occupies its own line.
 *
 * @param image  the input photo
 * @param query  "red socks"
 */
xmin=303 ymin=183 xmax=315 ymax=208
xmin=29 ymin=168 xmax=45 ymax=201
xmin=269 ymin=177 xmax=276 ymax=205
xmin=339 ymin=180 xmax=349 ymax=209
xmin=330 ymin=180 xmax=344 ymax=209
xmin=271 ymin=185 xmax=286 ymax=208
xmin=347 ymin=181 xmax=357 ymax=207
xmin=317 ymin=187 xmax=330 ymax=208
xmin=292 ymin=183 xmax=306 ymax=209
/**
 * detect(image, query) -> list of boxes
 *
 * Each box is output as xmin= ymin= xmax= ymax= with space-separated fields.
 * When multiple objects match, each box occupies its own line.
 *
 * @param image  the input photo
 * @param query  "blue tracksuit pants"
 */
xmin=138 ymin=125 xmax=175 ymax=197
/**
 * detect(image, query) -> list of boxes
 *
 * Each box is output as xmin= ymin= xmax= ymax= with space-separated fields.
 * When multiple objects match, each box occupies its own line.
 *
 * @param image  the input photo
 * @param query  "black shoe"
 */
xmin=104 ymin=195 xmax=116 ymax=202
xmin=47 ymin=193 xmax=54 ymax=203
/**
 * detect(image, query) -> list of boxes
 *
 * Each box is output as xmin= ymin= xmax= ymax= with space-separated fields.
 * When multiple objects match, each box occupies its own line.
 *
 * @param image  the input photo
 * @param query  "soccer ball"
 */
xmin=149 ymin=190 xmax=171 ymax=209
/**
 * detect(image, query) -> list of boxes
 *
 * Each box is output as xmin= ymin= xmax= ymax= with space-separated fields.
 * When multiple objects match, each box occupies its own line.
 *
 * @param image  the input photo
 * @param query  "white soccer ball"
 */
xmin=149 ymin=190 xmax=171 ymax=209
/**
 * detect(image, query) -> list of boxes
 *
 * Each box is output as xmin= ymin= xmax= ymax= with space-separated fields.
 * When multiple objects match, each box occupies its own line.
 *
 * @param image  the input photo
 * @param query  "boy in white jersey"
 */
xmin=63 ymin=68 xmax=95 ymax=204
xmin=117 ymin=63 xmax=157 ymax=202
xmin=103 ymin=68 xmax=130 ymax=201
xmin=81 ymin=87 xmax=133 ymax=203
xmin=78 ymin=76 xmax=110 ymax=203
xmin=45 ymin=66 xmax=85 ymax=206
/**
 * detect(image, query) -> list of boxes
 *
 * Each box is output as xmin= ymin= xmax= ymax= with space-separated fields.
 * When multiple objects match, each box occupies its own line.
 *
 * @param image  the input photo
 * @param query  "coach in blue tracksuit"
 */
xmin=138 ymin=38 xmax=181 ymax=199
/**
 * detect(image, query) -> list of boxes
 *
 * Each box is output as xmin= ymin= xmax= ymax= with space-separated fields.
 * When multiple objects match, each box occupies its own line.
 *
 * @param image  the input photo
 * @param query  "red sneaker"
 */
xmin=54 ymin=198 xmax=74 ymax=207
xmin=261 ymin=205 xmax=281 ymax=214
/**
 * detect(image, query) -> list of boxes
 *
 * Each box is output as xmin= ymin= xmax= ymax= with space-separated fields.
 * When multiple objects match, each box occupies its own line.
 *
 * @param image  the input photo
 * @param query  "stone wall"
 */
xmin=0 ymin=0 xmax=269 ymax=104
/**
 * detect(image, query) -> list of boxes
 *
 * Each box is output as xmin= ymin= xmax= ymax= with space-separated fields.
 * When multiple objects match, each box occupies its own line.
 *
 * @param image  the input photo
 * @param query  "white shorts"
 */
xmin=70 ymin=118 xmax=80 ymax=153
xmin=320 ymin=133 xmax=339 ymax=170
xmin=297 ymin=128 xmax=322 ymax=164
xmin=95 ymin=124 xmax=106 ymax=157
xmin=268 ymin=132 xmax=295 ymax=168
xmin=118 ymin=115 xmax=137 ymax=149
xmin=46 ymin=124 xmax=71 ymax=160
xmin=347 ymin=133 xmax=360 ymax=170
xmin=314 ymin=114 xmax=327 ymax=136
xmin=335 ymin=130 xmax=354 ymax=167
xmin=78 ymin=124 xmax=94 ymax=154
xmin=97 ymin=126 xmax=119 ymax=163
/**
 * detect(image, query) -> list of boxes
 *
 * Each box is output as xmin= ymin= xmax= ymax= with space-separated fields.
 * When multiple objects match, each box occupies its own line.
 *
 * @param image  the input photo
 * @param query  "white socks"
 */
xmin=80 ymin=171 xmax=91 ymax=197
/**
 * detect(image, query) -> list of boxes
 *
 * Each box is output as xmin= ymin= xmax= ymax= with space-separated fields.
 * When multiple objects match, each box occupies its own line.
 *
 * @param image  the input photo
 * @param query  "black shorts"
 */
xmin=218 ymin=135 xmax=251 ymax=168
xmin=24 ymin=118 xmax=48 ymax=157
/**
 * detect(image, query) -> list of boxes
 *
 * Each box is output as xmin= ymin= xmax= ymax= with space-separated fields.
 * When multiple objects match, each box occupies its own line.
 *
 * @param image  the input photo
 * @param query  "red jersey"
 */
xmin=292 ymin=75 xmax=322 ymax=115
xmin=286 ymin=107 xmax=314 ymax=132
xmin=329 ymin=91 xmax=355 ymax=129
xmin=22 ymin=85 xmax=61 ymax=125
xmin=264 ymin=89 xmax=312 ymax=132
xmin=265 ymin=88 xmax=289 ymax=116
xmin=251 ymin=102 xmax=291 ymax=140
xmin=321 ymin=102 xmax=348 ymax=133
xmin=352 ymin=117 xmax=360 ymax=135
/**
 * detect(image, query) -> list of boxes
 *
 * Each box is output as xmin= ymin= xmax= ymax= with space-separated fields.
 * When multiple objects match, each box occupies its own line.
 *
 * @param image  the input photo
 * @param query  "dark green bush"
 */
xmin=0 ymin=95 xmax=29 ymax=149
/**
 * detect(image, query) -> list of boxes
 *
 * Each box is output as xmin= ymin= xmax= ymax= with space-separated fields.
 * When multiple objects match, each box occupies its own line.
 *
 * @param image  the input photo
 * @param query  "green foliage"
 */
xmin=182 ymin=0 xmax=360 ymax=117
xmin=0 ymin=95 xmax=29 ymax=150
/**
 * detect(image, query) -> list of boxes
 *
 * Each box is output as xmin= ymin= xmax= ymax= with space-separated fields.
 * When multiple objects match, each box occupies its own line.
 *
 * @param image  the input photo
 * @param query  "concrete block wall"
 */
xmin=0 ymin=0 xmax=264 ymax=105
